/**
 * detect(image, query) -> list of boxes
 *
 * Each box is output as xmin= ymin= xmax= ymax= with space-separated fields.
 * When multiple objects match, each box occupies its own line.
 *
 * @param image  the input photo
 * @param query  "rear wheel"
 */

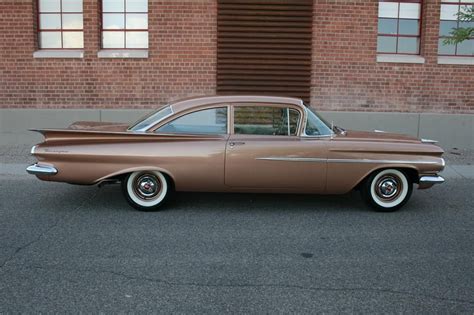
xmin=121 ymin=171 xmax=170 ymax=211
xmin=361 ymin=169 xmax=413 ymax=212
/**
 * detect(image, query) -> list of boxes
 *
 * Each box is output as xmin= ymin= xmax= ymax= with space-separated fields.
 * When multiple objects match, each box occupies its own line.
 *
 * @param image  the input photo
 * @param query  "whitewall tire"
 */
xmin=121 ymin=171 xmax=171 ymax=211
xmin=361 ymin=169 xmax=413 ymax=212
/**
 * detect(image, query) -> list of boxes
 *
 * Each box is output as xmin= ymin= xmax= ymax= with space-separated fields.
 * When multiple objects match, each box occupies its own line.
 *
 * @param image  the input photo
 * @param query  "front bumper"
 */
xmin=26 ymin=163 xmax=58 ymax=175
xmin=418 ymin=175 xmax=444 ymax=189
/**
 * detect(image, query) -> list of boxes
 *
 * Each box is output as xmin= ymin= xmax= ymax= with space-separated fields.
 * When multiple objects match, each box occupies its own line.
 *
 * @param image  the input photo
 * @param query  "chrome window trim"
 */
xmin=137 ymin=110 xmax=174 ymax=132
xmin=128 ymin=107 xmax=175 ymax=132
xmin=301 ymin=107 xmax=334 ymax=138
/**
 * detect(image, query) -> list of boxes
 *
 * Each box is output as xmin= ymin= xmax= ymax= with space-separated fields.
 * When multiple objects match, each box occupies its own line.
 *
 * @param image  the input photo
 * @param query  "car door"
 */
xmin=152 ymin=105 xmax=230 ymax=191
xmin=225 ymin=104 xmax=329 ymax=192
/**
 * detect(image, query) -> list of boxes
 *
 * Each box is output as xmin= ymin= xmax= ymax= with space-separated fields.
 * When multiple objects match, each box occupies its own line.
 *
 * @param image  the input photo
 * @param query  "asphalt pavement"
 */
xmin=0 ymin=170 xmax=473 ymax=313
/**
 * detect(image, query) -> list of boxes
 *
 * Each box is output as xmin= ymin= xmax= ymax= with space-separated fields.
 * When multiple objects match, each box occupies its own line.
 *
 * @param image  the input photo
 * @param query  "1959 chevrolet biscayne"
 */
xmin=27 ymin=95 xmax=445 ymax=212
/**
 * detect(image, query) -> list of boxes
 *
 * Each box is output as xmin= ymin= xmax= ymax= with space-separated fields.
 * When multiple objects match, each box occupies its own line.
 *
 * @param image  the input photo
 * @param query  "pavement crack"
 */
xmin=0 ymin=189 xmax=99 ymax=270
xmin=23 ymin=264 xmax=474 ymax=306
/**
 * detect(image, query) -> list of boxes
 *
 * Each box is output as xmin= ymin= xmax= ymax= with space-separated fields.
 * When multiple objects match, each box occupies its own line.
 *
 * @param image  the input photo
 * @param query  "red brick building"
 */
xmin=0 ymin=0 xmax=473 ymax=147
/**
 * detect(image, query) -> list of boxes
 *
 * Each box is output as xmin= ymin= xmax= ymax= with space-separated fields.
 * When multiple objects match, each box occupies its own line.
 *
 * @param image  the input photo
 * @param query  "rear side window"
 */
xmin=156 ymin=107 xmax=228 ymax=135
xmin=234 ymin=106 xmax=300 ymax=136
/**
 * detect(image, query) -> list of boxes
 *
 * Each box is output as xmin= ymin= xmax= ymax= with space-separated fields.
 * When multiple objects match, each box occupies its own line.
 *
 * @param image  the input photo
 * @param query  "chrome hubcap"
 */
xmin=134 ymin=174 xmax=161 ymax=199
xmin=375 ymin=175 xmax=402 ymax=201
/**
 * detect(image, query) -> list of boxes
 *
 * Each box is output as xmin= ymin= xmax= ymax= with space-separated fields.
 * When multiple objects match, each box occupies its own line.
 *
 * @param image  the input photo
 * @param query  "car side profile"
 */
xmin=27 ymin=95 xmax=445 ymax=212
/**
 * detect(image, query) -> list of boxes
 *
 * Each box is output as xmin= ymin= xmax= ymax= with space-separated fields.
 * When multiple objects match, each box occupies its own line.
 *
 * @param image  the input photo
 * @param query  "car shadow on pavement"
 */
xmin=87 ymin=184 xmax=373 ymax=214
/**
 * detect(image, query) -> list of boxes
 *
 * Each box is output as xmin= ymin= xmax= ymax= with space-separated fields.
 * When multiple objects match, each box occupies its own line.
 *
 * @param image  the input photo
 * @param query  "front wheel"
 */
xmin=121 ymin=171 xmax=171 ymax=211
xmin=360 ymin=169 xmax=413 ymax=212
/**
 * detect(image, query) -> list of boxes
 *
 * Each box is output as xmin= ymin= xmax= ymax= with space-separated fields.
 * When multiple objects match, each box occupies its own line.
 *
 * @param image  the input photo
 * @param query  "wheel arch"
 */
xmin=95 ymin=166 xmax=176 ymax=187
xmin=353 ymin=165 xmax=419 ymax=190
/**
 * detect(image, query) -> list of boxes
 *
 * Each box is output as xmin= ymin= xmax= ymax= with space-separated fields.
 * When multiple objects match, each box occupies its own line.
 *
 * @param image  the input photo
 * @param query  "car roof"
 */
xmin=169 ymin=95 xmax=304 ymax=113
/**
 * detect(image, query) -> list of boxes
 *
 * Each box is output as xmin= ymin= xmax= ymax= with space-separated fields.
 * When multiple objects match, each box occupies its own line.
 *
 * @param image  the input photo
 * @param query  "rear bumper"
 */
xmin=418 ymin=175 xmax=444 ymax=189
xmin=26 ymin=163 xmax=58 ymax=175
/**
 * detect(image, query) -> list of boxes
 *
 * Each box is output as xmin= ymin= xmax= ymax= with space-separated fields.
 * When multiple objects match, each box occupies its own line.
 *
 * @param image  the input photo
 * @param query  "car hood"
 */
xmin=338 ymin=130 xmax=421 ymax=143
xmin=68 ymin=121 xmax=130 ymax=132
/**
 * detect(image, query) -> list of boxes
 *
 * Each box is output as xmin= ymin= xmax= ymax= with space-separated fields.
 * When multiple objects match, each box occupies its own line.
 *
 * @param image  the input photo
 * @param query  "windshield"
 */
xmin=304 ymin=107 xmax=333 ymax=136
xmin=128 ymin=106 xmax=173 ymax=131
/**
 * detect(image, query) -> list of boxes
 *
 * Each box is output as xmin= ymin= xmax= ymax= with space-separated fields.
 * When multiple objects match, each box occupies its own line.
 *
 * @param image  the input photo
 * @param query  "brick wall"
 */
xmin=0 ymin=0 xmax=217 ymax=109
xmin=312 ymin=0 xmax=474 ymax=113
xmin=0 ymin=0 xmax=472 ymax=113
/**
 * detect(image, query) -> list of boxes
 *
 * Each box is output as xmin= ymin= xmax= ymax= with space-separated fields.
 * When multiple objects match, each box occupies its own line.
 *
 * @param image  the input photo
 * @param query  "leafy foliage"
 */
xmin=443 ymin=6 xmax=474 ymax=45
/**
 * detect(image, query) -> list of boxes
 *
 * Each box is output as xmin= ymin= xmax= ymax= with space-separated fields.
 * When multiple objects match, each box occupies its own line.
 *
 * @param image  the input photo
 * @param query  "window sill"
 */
xmin=97 ymin=49 xmax=148 ymax=59
xmin=437 ymin=56 xmax=474 ymax=65
xmin=376 ymin=54 xmax=425 ymax=64
xmin=33 ymin=50 xmax=84 ymax=58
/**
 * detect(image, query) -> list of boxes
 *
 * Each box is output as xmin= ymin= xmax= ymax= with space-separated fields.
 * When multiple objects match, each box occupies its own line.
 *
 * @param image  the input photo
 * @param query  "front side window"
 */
xmin=439 ymin=0 xmax=474 ymax=56
xmin=38 ymin=0 xmax=84 ymax=49
xmin=156 ymin=107 xmax=228 ymax=135
xmin=234 ymin=106 xmax=300 ymax=136
xmin=377 ymin=0 xmax=422 ymax=54
xmin=304 ymin=107 xmax=333 ymax=137
xmin=102 ymin=0 xmax=149 ymax=49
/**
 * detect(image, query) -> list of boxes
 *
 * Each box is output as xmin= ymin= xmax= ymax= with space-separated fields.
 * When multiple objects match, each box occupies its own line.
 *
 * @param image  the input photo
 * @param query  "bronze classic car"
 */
xmin=27 ymin=95 xmax=445 ymax=212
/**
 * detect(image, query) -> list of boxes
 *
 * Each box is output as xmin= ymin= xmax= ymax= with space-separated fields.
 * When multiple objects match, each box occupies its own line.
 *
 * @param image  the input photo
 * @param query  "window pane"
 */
xmin=234 ymin=106 xmax=299 ymax=136
xmin=460 ymin=5 xmax=473 ymax=15
xmin=126 ymin=0 xmax=148 ymax=12
xmin=438 ymin=39 xmax=456 ymax=55
xmin=398 ymin=37 xmax=419 ymax=54
xmin=103 ymin=0 xmax=124 ymax=12
xmin=399 ymin=19 xmax=419 ymax=35
xmin=63 ymin=31 xmax=84 ymax=48
xmin=103 ymin=13 xmax=125 ymax=29
xmin=39 ymin=0 xmax=60 ymax=12
xmin=440 ymin=4 xmax=459 ymax=20
xmin=378 ymin=2 xmax=399 ymax=18
xmin=399 ymin=3 xmax=420 ymax=19
xmin=62 ymin=0 xmax=83 ymax=12
xmin=126 ymin=14 xmax=148 ymax=29
xmin=457 ymin=39 xmax=474 ymax=55
xmin=157 ymin=108 xmax=228 ymax=135
xmin=39 ymin=14 xmax=61 ymax=29
xmin=62 ymin=14 xmax=83 ymax=29
xmin=102 ymin=31 xmax=125 ymax=48
xmin=439 ymin=20 xmax=458 ymax=36
xmin=39 ymin=31 xmax=61 ymax=48
xmin=377 ymin=36 xmax=397 ymax=53
xmin=126 ymin=31 xmax=148 ymax=48
xmin=378 ymin=18 xmax=398 ymax=34
xmin=460 ymin=21 xmax=474 ymax=29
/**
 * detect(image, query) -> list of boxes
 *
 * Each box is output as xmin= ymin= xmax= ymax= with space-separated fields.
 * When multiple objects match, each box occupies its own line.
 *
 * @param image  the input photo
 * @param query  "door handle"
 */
xmin=229 ymin=141 xmax=245 ymax=147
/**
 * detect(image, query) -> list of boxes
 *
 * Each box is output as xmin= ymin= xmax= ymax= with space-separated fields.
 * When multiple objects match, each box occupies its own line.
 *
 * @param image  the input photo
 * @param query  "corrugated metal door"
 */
xmin=217 ymin=0 xmax=313 ymax=103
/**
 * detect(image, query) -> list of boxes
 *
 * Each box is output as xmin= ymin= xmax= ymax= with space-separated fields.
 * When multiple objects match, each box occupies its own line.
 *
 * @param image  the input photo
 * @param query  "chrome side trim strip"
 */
xmin=26 ymin=163 xmax=58 ymax=175
xmin=421 ymin=138 xmax=438 ymax=144
xmin=327 ymin=158 xmax=440 ymax=165
xmin=30 ymin=145 xmax=36 ymax=155
xmin=256 ymin=157 xmax=326 ymax=162
xmin=419 ymin=175 xmax=445 ymax=184
xmin=256 ymin=157 xmax=442 ymax=165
